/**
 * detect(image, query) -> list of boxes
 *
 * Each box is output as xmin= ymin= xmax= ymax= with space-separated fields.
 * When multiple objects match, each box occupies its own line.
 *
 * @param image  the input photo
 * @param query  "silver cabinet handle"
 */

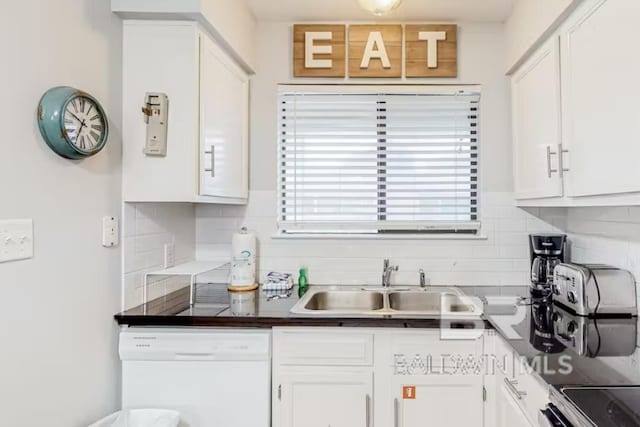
xmin=546 ymin=145 xmax=558 ymax=178
xmin=365 ymin=394 xmax=371 ymax=427
xmin=204 ymin=145 xmax=215 ymax=177
xmin=503 ymin=377 xmax=527 ymax=400
xmin=394 ymin=397 xmax=399 ymax=427
xmin=560 ymin=144 xmax=569 ymax=175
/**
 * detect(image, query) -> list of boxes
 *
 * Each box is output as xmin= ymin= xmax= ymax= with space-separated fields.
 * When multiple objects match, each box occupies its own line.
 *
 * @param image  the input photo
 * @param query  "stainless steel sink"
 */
xmin=388 ymin=291 xmax=477 ymax=315
xmin=388 ymin=291 xmax=442 ymax=312
xmin=304 ymin=291 xmax=384 ymax=311
xmin=290 ymin=286 xmax=481 ymax=317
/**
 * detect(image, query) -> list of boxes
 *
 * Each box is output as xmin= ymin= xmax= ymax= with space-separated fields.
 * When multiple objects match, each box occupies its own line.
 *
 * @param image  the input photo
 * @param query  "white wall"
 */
xmin=122 ymin=203 xmax=195 ymax=309
xmin=0 ymin=1 xmax=122 ymax=426
xmin=195 ymin=22 xmax=563 ymax=286
xmin=505 ymin=0 xmax=581 ymax=72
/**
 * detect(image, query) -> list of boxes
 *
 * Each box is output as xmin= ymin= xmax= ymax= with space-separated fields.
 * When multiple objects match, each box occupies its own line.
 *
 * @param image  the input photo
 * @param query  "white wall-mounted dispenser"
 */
xmin=141 ymin=92 xmax=169 ymax=156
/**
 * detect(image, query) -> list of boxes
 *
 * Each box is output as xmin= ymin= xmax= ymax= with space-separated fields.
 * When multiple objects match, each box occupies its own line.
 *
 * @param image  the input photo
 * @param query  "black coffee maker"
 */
xmin=529 ymin=234 xmax=567 ymax=297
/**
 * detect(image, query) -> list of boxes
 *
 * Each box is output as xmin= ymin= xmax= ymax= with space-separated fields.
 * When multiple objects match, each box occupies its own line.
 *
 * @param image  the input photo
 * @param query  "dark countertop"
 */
xmin=484 ymin=294 xmax=640 ymax=388
xmin=115 ymin=284 xmax=640 ymax=388
xmin=115 ymin=284 xmax=501 ymax=329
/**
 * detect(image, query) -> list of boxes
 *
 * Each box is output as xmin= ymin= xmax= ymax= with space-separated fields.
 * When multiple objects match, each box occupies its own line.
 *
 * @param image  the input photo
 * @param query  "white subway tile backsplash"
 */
xmin=121 ymin=202 xmax=196 ymax=310
xmin=194 ymin=191 xmax=559 ymax=287
xmin=557 ymin=206 xmax=640 ymax=294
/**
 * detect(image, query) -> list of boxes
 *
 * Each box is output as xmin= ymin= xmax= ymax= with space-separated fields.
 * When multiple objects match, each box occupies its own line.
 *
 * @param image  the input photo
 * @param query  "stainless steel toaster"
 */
xmin=553 ymin=263 xmax=637 ymax=316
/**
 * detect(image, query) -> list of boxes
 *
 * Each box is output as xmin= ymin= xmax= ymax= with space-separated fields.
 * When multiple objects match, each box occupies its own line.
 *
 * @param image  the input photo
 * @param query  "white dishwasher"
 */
xmin=120 ymin=328 xmax=271 ymax=427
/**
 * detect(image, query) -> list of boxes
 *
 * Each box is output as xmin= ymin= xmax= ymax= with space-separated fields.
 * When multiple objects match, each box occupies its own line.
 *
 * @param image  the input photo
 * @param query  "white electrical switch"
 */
xmin=0 ymin=219 xmax=34 ymax=263
xmin=102 ymin=216 xmax=119 ymax=247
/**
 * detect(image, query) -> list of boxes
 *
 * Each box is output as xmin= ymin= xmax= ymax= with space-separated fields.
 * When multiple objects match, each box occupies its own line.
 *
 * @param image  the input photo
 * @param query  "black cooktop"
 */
xmin=562 ymin=387 xmax=640 ymax=427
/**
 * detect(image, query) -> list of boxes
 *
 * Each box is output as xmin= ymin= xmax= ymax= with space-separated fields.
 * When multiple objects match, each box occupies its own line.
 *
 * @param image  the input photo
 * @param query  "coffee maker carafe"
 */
xmin=529 ymin=234 xmax=566 ymax=297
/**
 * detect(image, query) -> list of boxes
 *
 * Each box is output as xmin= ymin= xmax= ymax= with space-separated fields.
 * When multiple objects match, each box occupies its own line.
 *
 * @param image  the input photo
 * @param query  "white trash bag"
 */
xmin=88 ymin=409 xmax=180 ymax=427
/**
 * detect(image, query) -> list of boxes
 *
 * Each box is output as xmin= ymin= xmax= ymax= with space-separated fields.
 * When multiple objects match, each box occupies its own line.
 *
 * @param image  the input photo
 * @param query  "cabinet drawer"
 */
xmin=387 ymin=330 xmax=484 ymax=368
xmin=274 ymin=329 xmax=374 ymax=366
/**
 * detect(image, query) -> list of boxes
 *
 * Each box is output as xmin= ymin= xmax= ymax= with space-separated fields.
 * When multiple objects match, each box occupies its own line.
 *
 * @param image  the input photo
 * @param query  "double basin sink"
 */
xmin=290 ymin=286 xmax=482 ymax=317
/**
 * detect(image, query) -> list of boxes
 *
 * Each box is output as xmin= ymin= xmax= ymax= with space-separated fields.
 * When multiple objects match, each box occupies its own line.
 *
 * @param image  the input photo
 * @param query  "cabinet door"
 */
xmin=561 ymin=0 xmax=640 ymax=197
xmin=511 ymin=36 xmax=564 ymax=199
xmin=199 ymin=34 xmax=249 ymax=199
xmin=496 ymin=375 xmax=535 ymax=427
xmin=391 ymin=375 xmax=483 ymax=427
xmin=274 ymin=369 xmax=373 ymax=427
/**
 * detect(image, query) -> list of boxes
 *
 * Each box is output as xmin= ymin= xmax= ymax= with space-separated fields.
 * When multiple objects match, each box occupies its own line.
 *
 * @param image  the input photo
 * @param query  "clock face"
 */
xmin=63 ymin=96 xmax=106 ymax=153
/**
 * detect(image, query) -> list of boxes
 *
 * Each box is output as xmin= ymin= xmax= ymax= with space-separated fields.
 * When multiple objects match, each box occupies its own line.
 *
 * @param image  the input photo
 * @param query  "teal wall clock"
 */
xmin=37 ymin=86 xmax=109 ymax=159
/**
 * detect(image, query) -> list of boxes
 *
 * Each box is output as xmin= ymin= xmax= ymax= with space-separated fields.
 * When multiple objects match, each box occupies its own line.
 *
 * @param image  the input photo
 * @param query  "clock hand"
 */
xmin=76 ymin=122 xmax=86 ymax=143
xmin=68 ymin=111 xmax=84 ymax=123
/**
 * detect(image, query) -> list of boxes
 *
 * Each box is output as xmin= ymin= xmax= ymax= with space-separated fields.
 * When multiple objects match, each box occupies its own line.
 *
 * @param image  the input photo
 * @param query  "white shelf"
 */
xmin=143 ymin=260 xmax=230 ymax=308
xmin=147 ymin=260 xmax=229 ymax=276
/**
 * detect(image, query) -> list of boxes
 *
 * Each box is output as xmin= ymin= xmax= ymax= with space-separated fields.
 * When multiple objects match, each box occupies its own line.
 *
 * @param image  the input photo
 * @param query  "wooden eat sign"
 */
xmin=293 ymin=24 xmax=457 ymax=78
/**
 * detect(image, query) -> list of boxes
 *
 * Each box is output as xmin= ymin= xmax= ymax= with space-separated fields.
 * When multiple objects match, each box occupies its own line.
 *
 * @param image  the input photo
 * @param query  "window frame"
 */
xmin=276 ymin=84 xmax=483 ymax=238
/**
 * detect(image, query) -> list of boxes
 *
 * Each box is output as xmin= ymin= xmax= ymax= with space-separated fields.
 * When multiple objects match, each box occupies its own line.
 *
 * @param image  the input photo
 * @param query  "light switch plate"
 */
xmin=0 ymin=219 xmax=34 ymax=263
xmin=102 ymin=216 xmax=119 ymax=247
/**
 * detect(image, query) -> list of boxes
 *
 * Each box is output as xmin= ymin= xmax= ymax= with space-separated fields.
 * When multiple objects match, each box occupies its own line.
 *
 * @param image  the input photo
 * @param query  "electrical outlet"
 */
xmin=0 ymin=219 xmax=34 ymax=263
xmin=164 ymin=243 xmax=175 ymax=269
xmin=102 ymin=216 xmax=119 ymax=247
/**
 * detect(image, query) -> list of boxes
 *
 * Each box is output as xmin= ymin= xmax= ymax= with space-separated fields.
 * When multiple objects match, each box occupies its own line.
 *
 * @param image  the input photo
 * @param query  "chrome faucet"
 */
xmin=382 ymin=259 xmax=399 ymax=288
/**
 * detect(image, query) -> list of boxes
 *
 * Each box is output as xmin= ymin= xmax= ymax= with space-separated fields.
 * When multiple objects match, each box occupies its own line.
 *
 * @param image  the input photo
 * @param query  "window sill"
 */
xmin=271 ymin=232 xmax=488 ymax=241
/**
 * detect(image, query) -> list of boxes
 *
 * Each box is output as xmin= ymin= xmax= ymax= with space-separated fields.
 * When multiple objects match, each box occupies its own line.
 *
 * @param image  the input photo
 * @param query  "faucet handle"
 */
xmin=419 ymin=269 xmax=427 ymax=287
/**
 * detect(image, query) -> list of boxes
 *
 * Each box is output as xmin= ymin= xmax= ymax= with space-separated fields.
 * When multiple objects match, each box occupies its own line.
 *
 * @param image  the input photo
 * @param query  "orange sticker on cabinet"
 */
xmin=403 ymin=386 xmax=416 ymax=399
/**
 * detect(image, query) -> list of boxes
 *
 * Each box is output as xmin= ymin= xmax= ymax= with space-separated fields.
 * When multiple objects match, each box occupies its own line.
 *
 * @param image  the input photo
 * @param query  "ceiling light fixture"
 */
xmin=357 ymin=0 xmax=404 ymax=16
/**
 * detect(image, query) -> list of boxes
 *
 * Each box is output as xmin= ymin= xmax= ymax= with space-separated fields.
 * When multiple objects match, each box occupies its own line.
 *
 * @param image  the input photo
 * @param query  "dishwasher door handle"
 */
xmin=175 ymin=352 xmax=216 ymax=361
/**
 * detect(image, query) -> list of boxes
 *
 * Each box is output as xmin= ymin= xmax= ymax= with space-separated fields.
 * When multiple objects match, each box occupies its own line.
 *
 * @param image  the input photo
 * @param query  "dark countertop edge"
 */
xmin=114 ymin=313 xmax=493 ymax=329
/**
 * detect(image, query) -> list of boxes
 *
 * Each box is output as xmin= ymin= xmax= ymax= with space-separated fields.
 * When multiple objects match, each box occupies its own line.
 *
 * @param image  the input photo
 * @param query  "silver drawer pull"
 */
xmin=504 ymin=377 xmax=527 ymax=400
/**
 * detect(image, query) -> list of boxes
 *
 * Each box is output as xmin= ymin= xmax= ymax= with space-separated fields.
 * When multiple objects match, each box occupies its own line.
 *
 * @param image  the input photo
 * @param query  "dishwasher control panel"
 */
xmin=119 ymin=329 xmax=271 ymax=361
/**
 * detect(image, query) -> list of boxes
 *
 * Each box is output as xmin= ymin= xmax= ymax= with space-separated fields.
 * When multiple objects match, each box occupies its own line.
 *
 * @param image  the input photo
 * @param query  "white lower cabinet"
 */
xmin=486 ymin=333 xmax=549 ymax=427
xmin=496 ymin=373 xmax=535 ymax=427
xmin=391 ymin=374 xmax=484 ymax=427
xmin=275 ymin=368 xmax=373 ymax=427
xmin=272 ymin=328 xmax=485 ymax=427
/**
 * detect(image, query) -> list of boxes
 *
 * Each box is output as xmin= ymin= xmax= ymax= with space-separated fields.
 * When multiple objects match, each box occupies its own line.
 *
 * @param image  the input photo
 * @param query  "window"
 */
xmin=277 ymin=86 xmax=480 ymax=235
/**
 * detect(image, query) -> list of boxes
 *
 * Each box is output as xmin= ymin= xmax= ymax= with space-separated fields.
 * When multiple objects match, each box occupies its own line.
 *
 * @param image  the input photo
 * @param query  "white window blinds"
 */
xmin=277 ymin=86 xmax=480 ymax=233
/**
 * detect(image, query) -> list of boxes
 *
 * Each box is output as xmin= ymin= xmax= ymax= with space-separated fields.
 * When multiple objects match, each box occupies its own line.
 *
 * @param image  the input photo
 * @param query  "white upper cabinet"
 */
xmin=511 ymin=0 xmax=640 ymax=206
xmin=561 ymin=0 xmax=640 ymax=197
xmin=199 ymin=35 xmax=249 ymax=199
xmin=512 ymin=36 xmax=564 ymax=200
xmin=122 ymin=21 xmax=249 ymax=204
